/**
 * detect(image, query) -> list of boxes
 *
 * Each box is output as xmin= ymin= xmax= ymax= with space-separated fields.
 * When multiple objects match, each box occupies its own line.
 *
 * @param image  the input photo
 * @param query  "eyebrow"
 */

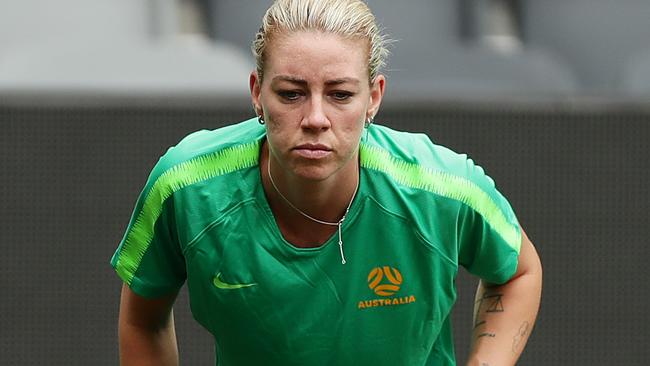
xmin=271 ymin=75 xmax=360 ymax=86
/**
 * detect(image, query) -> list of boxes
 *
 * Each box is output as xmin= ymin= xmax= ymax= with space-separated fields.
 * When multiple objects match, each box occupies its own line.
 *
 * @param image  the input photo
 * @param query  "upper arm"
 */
xmin=118 ymin=284 xmax=180 ymax=365
xmin=119 ymin=283 xmax=178 ymax=331
xmin=505 ymin=229 xmax=542 ymax=283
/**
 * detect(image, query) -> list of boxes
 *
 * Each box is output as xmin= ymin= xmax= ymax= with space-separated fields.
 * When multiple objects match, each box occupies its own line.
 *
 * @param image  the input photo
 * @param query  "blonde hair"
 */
xmin=252 ymin=0 xmax=389 ymax=83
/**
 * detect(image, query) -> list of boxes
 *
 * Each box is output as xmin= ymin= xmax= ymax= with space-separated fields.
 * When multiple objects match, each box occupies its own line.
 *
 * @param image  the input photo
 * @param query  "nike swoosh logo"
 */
xmin=212 ymin=272 xmax=257 ymax=290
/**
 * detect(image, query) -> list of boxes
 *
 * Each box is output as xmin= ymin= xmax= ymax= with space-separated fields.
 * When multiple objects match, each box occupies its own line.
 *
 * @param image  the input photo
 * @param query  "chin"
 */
xmin=290 ymin=164 xmax=334 ymax=182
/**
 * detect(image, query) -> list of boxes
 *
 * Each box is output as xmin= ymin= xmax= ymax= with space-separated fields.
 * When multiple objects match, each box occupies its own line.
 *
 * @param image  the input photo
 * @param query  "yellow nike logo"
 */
xmin=212 ymin=272 xmax=257 ymax=290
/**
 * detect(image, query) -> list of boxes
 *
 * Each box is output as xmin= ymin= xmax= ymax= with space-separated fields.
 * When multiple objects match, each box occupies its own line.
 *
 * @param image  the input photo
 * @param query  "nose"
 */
xmin=300 ymin=95 xmax=330 ymax=131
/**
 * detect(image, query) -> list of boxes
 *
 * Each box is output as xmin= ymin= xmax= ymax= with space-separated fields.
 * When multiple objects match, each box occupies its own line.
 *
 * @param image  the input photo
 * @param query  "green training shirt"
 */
xmin=111 ymin=118 xmax=521 ymax=365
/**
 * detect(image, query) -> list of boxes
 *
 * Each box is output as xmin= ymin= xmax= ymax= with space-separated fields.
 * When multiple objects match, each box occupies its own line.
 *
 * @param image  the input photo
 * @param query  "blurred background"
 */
xmin=1 ymin=0 xmax=648 ymax=364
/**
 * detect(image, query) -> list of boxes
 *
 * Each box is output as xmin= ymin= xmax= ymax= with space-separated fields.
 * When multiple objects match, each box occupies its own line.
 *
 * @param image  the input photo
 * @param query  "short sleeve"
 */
xmin=456 ymin=158 xmax=521 ymax=285
xmin=110 ymin=156 xmax=187 ymax=298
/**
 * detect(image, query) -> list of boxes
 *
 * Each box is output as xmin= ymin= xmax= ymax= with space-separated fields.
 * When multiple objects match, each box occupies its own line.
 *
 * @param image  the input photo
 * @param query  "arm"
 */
xmin=118 ymin=284 xmax=180 ymax=366
xmin=466 ymin=230 xmax=542 ymax=366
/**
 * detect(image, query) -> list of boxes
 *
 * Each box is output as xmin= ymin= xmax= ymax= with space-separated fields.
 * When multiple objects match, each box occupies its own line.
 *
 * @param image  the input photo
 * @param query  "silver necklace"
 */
xmin=267 ymin=156 xmax=358 ymax=264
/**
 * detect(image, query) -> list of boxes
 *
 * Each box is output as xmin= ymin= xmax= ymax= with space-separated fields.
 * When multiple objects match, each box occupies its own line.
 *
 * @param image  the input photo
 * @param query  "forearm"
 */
xmin=467 ymin=271 xmax=542 ymax=366
xmin=119 ymin=310 xmax=179 ymax=366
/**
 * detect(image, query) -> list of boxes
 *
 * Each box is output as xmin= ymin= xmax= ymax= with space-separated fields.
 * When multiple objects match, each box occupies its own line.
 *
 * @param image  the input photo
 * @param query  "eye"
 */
xmin=331 ymin=91 xmax=354 ymax=101
xmin=278 ymin=90 xmax=301 ymax=101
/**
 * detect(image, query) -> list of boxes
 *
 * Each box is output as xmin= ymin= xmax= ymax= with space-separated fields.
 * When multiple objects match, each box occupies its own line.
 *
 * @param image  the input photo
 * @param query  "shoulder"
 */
xmin=141 ymin=118 xmax=264 ymax=197
xmin=152 ymin=118 xmax=264 ymax=177
xmin=361 ymin=123 xmax=497 ymax=195
xmin=362 ymin=123 xmax=521 ymax=252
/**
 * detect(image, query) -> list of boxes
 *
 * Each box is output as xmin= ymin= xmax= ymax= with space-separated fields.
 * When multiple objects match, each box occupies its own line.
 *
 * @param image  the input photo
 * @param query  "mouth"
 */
xmin=292 ymin=143 xmax=332 ymax=159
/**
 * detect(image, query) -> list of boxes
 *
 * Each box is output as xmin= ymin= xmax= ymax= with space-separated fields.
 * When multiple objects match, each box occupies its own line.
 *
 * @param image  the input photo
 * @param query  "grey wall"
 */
xmin=1 ymin=101 xmax=648 ymax=365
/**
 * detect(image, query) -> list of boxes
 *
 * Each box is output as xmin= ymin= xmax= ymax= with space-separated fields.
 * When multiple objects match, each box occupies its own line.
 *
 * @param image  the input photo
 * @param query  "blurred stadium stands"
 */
xmin=1 ymin=0 xmax=649 ymax=102
xmin=1 ymin=1 xmax=649 ymax=365
xmin=523 ymin=0 xmax=650 ymax=96
xmin=0 ymin=0 xmax=253 ymax=106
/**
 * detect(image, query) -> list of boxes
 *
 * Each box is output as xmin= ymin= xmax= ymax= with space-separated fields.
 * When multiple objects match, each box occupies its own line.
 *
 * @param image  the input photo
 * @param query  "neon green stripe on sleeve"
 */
xmin=360 ymin=143 xmax=521 ymax=252
xmin=115 ymin=141 xmax=261 ymax=285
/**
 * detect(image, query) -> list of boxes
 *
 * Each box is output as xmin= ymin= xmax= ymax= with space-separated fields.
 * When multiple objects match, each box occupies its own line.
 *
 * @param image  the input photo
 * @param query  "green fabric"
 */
xmin=111 ymin=118 xmax=521 ymax=365
xmin=360 ymin=144 xmax=520 ymax=252
xmin=112 ymin=140 xmax=260 ymax=286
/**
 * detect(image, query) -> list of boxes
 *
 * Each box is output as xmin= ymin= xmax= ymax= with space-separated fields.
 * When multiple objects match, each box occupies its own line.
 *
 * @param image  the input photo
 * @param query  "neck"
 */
xmin=264 ymin=145 xmax=358 ymax=220
xmin=261 ymin=141 xmax=359 ymax=245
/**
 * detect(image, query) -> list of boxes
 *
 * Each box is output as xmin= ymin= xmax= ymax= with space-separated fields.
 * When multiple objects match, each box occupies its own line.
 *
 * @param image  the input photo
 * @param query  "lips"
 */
xmin=293 ymin=143 xmax=332 ymax=159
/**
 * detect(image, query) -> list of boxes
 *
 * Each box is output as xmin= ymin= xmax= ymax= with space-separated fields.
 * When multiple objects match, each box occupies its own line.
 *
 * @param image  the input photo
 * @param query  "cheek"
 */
xmin=342 ymin=111 xmax=366 ymax=132
xmin=338 ymin=115 xmax=366 ymax=148
xmin=262 ymin=98 xmax=298 ymax=128
xmin=263 ymin=111 xmax=298 ymax=152
xmin=264 ymin=113 xmax=297 ymax=144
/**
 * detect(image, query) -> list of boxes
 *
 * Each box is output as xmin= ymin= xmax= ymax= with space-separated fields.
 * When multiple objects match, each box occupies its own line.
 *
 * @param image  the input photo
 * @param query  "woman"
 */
xmin=112 ymin=0 xmax=542 ymax=365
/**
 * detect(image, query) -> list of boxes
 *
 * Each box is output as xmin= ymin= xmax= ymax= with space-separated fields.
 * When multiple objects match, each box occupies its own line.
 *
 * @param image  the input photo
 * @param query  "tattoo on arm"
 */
xmin=483 ymin=293 xmax=504 ymax=313
xmin=473 ymin=292 xmax=505 ymax=332
xmin=512 ymin=321 xmax=531 ymax=354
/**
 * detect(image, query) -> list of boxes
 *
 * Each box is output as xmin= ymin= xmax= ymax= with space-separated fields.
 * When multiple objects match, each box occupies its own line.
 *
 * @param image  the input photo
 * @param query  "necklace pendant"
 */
xmin=267 ymin=154 xmax=356 ymax=266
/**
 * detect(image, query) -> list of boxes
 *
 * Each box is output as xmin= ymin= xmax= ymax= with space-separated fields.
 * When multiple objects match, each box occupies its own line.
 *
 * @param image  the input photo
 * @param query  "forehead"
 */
xmin=264 ymin=31 xmax=370 ymax=84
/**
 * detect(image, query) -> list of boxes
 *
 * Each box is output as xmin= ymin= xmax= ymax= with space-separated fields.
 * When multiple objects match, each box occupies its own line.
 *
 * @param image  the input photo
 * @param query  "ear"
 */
xmin=367 ymin=74 xmax=386 ymax=120
xmin=250 ymin=70 xmax=263 ymax=115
